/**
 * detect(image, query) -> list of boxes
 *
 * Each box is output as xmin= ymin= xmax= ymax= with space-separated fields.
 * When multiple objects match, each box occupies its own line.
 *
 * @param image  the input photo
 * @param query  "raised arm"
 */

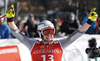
xmin=78 ymin=23 xmax=90 ymax=31
xmin=60 ymin=9 xmax=98 ymax=49
xmin=6 ymin=5 xmax=36 ymax=50
xmin=6 ymin=5 xmax=18 ymax=30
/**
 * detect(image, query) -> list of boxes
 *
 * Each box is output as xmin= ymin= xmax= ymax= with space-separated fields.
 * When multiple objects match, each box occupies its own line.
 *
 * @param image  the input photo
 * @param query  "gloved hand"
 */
xmin=88 ymin=11 xmax=98 ymax=21
xmin=87 ymin=8 xmax=98 ymax=25
xmin=6 ymin=4 xmax=15 ymax=22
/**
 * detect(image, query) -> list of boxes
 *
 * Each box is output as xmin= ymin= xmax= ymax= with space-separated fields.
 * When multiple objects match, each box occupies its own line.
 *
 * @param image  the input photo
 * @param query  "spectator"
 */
xmin=24 ymin=14 xmax=39 ymax=38
xmin=56 ymin=15 xmax=65 ymax=35
xmin=16 ymin=21 xmax=29 ymax=37
xmin=0 ymin=16 xmax=11 ymax=39
xmin=16 ymin=21 xmax=23 ymax=31
xmin=59 ymin=12 xmax=79 ymax=36
xmin=82 ymin=9 xmax=98 ymax=34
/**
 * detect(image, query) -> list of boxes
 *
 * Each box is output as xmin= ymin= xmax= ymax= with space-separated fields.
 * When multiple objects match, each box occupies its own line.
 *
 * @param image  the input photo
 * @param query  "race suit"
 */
xmin=10 ymin=27 xmax=85 ymax=61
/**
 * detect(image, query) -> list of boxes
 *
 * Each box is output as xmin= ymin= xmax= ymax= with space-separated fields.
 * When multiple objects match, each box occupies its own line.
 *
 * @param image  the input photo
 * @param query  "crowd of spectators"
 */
xmin=0 ymin=10 xmax=100 ymax=39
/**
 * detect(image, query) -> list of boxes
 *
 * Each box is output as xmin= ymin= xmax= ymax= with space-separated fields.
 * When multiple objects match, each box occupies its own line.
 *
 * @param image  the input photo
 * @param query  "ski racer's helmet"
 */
xmin=37 ymin=20 xmax=55 ymax=38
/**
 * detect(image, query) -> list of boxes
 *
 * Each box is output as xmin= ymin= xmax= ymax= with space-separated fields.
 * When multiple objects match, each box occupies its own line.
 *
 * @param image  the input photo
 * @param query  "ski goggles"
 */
xmin=41 ymin=28 xmax=54 ymax=36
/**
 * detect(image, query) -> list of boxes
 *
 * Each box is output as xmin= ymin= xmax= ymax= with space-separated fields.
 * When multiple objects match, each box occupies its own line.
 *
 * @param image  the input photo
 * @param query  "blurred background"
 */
xmin=0 ymin=0 xmax=99 ymax=23
xmin=0 ymin=0 xmax=100 ymax=37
